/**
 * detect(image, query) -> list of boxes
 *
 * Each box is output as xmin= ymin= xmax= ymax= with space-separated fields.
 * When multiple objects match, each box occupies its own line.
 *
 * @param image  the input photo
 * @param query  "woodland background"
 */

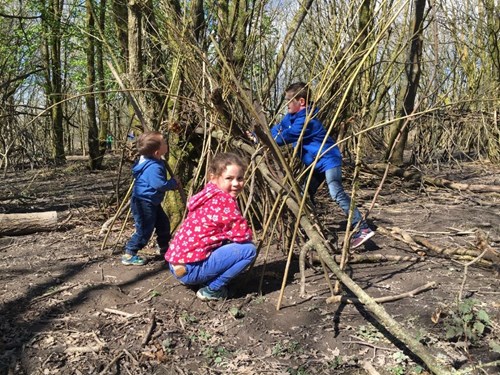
xmin=0 ymin=1 xmax=499 ymax=374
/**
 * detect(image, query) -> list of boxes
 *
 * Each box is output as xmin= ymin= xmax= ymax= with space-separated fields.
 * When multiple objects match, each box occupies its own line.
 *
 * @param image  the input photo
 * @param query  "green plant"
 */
xmin=197 ymin=329 xmax=212 ymax=342
xmin=390 ymin=351 xmax=409 ymax=374
xmin=180 ymin=312 xmax=198 ymax=324
xmin=162 ymin=338 xmax=175 ymax=354
xmin=356 ymin=324 xmax=385 ymax=343
xmin=150 ymin=290 xmax=161 ymax=298
xmin=189 ymin=328 xmax=212 ymax=343
xmin=444 ymin=298 xmax=490 ymax=344
xmin=271 ymin=340 xmax=301 ymax=356
xmin=203 ymin=346 xmax=229 ymax=365
xmin=254 ymin=295 xmax=266 ymax=304
xmin=411 ymin=365 xmax=425 ymax=374
xmin=327 ymin=356 xmax=343 ymax=369
xmin=489 ymin=341 xmax=500 ymax=353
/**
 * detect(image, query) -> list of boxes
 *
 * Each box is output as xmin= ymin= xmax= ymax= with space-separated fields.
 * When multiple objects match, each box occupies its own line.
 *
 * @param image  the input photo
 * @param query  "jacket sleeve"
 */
xmin=270 ymin=114 xmax=303 ymax=145
xmin=147 ymin=164 xmax=178 ymax=192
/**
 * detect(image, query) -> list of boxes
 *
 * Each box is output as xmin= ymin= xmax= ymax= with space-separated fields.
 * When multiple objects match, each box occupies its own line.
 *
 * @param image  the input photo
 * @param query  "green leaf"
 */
xmin=229 ymin=307 xmax=245 ymax=319
xmin=473 ymin=321 xmax=485 ymax=335
xmin=489 ymin=341 xmax=500 ymax=353
xmin=462 ymin=313 xmax=473 ymax=322
xmin=412 ymin=365 xmax=424 ymax=374
xmin=464 ymin=327 xmax=473 ymax=339
xmin=476 ymin=310 xmax=490 ymax=324
xmin=446 ymin=327 xmax=459 ymax=339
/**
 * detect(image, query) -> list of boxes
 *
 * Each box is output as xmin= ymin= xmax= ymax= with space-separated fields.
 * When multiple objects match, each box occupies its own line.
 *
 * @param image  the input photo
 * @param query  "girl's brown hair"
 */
xmin=136 ymin=131 xmax=164 ymax=157
xmin=208 ymin=152 xmax=247 ymax=177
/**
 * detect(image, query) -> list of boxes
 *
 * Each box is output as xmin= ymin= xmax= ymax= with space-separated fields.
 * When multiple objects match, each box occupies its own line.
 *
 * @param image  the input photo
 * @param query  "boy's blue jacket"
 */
xmin=132 ymin=157 xmax=177 ymax=205
xmin=270 ymin=108 xmax=342 ymax=173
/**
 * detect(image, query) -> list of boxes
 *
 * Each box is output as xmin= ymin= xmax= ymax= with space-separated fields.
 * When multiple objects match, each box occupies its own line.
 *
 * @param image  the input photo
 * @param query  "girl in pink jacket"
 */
xmin=165 ymin=153 xmax=256 ymax=301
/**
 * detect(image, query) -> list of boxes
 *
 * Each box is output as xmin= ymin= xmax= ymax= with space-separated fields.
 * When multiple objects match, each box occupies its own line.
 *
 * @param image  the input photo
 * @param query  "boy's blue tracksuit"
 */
xmin=125 ymin=157 xmax=177 ymax=256
xmin=271 ymin=108 xmax=367 ymax=229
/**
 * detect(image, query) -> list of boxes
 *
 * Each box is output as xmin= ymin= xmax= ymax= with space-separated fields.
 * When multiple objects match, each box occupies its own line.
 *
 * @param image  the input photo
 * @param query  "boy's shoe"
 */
xmin=196 ymin=286 xmax=228 ymax=301
xmin=351 ymin=228 xmax=375 ymax=249
xmin=121 ymin=254 xmax=146 ymax=266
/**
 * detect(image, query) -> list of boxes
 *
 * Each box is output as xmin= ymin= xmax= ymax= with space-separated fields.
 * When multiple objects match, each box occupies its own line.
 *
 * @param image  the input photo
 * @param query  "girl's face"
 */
xmin=210 ymin=164 xmax=245 ymax=198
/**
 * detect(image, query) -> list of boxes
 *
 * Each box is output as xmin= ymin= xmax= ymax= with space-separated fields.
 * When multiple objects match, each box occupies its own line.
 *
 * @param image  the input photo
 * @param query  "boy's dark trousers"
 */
xmin=125 ymin=196 xmax=171 ymax=256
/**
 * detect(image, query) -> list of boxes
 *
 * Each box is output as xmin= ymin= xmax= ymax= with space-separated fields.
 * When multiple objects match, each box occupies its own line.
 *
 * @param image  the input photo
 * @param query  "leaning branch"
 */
xmin=228 ymin=137 xmax=453 ymax=374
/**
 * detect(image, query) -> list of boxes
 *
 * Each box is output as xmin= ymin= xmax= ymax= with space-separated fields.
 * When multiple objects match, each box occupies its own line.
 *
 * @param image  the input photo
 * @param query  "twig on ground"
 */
xmin=345 ymin=336 xmax=398 ymax=353
xmin=104 ymin=308 xmax=136 ymax=319
xmin=63 ymin=344 xmax=105 ymax=353
xmin=141 ymin=312 xmax=156 ymax=347
xmin=98 ymin=351 xmax=124 ymax=375
xmin=31 ymin=284 xmax=77 ymax=303
xmin=326 ymin=281 xmax=436 ymax=304
xmin=362 ymin=360 xmax=382 ymax=375
xmin=458 ymin=243 xmax=489 ymax=301
xmin=123 ymin=348 xmax=139 ymax=365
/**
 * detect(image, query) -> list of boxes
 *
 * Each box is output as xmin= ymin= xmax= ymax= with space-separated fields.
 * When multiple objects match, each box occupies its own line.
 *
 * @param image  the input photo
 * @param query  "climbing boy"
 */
xmin=271 ymin=82 xmax=374 ymax=249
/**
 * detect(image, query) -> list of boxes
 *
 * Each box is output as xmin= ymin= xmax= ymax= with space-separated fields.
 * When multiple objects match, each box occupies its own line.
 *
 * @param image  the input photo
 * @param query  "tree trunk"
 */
xmin=43 ymin=0 xmax=66 ymax=164
xmin=112 ymin=0 xmax=129 ymax=70
xmin=190 ymin=0 xmax=205 ymax=43
xmin=97 ymin=0 xmax=110 ymax=162
xmin=86 ymin=0 xmax=102 ymax=170
xmin=144 ymin=0 xmax=167 ymax=129
xmin=262 ymin=0 xmax=315 ymax=96
xmin=128 ymin=0 xmax=151 ymax=128
xmin=386 ymin=0 xmax=426 ymax=165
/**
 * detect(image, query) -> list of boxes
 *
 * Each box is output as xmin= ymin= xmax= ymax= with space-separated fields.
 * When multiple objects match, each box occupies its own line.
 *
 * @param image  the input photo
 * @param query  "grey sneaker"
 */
xmin=196 ymin=286 xmax=228 ymax=301
xmin=351 ymin=228 xmax=375 ymax=249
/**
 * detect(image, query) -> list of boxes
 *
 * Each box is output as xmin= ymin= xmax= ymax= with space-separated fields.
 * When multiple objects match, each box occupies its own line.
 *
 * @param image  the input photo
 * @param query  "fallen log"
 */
xmin=0 ymin=211 xmax=70 ymax=236
xmin=368 ymin=163 xmax=500 ymax=193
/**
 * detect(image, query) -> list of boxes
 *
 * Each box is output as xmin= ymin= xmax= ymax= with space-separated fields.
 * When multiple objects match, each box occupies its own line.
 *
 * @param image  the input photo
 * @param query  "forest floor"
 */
xmin=0 ymin=155 xmax=499 ymax=375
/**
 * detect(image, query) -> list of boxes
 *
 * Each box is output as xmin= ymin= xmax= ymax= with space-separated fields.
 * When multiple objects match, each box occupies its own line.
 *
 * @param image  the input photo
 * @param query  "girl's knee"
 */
xmin=245 ymin=243 xmax=257 ymax=260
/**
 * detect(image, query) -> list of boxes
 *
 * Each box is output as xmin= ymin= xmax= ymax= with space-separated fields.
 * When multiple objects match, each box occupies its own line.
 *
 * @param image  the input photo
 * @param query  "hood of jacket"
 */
xmin=187 ymin=183 xmax=232 ymax=212
xmin=132 ymin=156 xmax=158 ymax=179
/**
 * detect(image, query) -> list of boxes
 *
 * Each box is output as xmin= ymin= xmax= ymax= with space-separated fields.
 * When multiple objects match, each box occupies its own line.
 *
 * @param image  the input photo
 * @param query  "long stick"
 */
xmin=226 ymin=137 xmax=453 ymax=374
xmin=326 ymin=281 xmax=437 ymax=304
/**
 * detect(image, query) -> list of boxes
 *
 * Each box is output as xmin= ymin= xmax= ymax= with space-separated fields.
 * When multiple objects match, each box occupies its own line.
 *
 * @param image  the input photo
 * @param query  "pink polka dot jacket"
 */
xmin=165 ymin=183 xmax=253 ymax=264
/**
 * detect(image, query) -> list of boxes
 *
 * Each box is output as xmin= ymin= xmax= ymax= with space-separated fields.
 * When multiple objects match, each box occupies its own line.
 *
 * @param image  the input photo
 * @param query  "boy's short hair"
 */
xmin=136 ymin=131 xmax=163 ymax=157
xmin=285 ymin=82 xmax=312 ymax=104
xmin=208 ymin=152 xmax=247 ymax=177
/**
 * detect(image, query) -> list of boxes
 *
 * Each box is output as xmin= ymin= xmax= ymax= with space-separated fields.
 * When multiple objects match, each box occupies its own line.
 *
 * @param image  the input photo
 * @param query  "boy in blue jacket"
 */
xmin=271 ymin=82 xmax=374 ymax=249
xmin=122 ymin=131 xmax=178 ymax=265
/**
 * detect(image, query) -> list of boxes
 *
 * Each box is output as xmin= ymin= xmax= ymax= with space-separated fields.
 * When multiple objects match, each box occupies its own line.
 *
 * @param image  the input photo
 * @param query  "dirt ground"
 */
xmin=0 ymin=157 xmax=499 ymax=375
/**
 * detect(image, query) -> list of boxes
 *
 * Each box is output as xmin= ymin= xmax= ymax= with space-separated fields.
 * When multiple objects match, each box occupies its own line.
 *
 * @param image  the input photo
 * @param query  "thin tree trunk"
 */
xmin=262 ymin=0 xmax=315 ymax=97
xmin=43 ymin=0 xmax=66 ymax=164
xmin=128 ymin=0 xmax=152 ymax=128
xmin=386 ymin=0 xmax=426 ymax=165
xmin=112 ymin=0 xmax=129 ymax=69
xmin=86 ymin=0 xmax=102 ymax=169
xmin=97 ymin=0 xmax=110 ymax=159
